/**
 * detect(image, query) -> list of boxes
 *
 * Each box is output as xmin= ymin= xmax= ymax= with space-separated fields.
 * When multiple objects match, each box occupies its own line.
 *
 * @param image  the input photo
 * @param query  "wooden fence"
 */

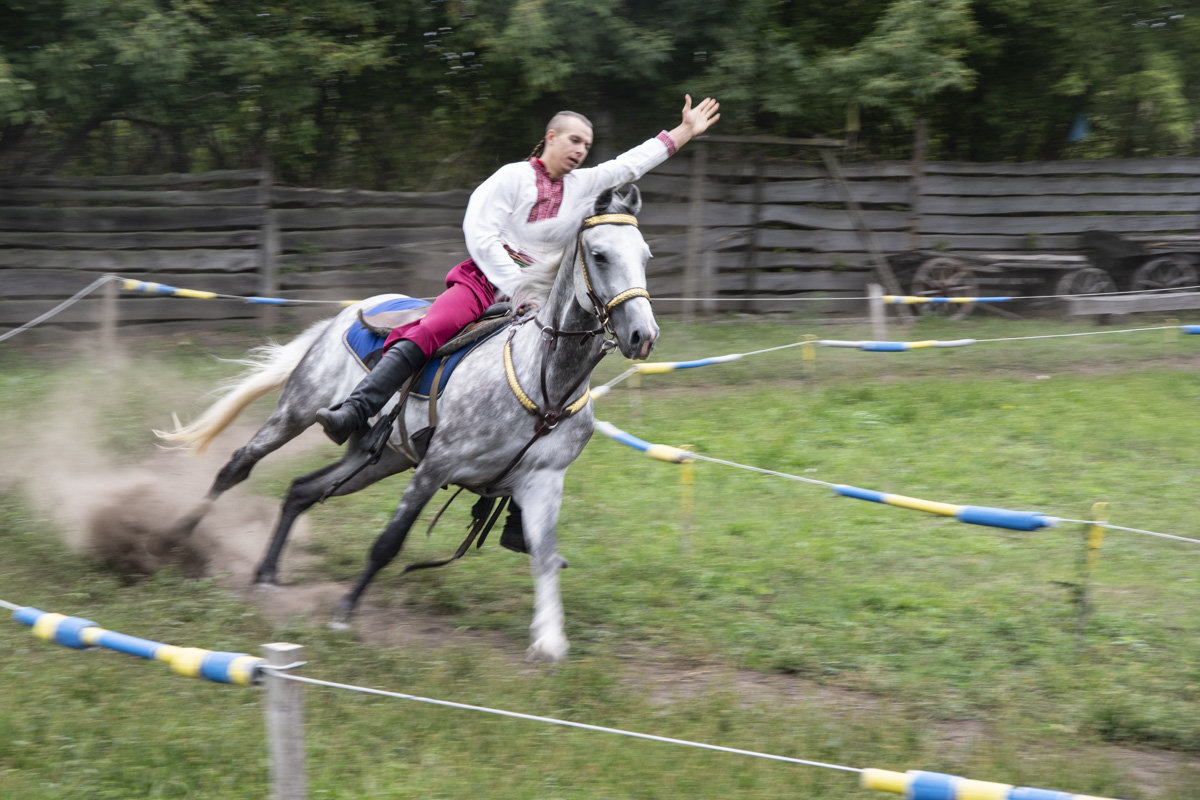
xmin=3 ymin=151 xmax=1200 ymax=337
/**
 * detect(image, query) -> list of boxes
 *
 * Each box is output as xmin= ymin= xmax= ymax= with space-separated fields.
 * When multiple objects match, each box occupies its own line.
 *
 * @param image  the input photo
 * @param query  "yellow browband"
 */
xmin=582 ymin=213 xmax=638 ymax=228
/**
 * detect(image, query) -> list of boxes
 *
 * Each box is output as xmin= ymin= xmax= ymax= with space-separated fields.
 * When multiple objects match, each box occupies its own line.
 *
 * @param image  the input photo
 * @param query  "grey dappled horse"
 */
xmin=159 ymin=186 xmax=656 ymax=661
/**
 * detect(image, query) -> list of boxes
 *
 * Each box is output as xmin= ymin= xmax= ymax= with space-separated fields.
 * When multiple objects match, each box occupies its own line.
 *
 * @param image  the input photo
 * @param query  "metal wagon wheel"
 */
xmin=1054 ymin=267 xmax=1117 ymax=297
xmin=909 ymin=256 xmax=978 ymax=319
xmin=1129 ymin=255 xmax=1198 ymax=292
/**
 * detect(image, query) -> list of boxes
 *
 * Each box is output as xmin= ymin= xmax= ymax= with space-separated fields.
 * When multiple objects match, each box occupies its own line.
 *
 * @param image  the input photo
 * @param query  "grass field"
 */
xmin=2 ymin=314 xmax=1199 ymax=799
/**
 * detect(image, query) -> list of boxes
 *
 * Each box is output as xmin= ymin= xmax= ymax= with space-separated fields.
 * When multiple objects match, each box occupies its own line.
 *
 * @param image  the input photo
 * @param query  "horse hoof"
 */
xmin=527 ymin=634 xmax=569 ymax=664
xmin=329 ymin=601 xmax=355 ymax=631
xmin=252 ymin=569 xmax=278 ymax=587
xmin=253 ymin=581 xmax=282 ymax=594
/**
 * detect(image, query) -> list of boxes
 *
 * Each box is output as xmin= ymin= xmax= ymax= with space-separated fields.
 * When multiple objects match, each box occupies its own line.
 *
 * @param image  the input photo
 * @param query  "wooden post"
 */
xmin=868 ymin=284 xmax=887 ymax=341
xmin=100 ymin=274 xmax=118 ymax=354
xmin=259 ymin=153 xmax=281 ymax=330
xmin=262 ymin=643 xmax=307 ymax=800
xmin=907 ymin=118 xmax=928 ymax=252
xmin=683 ymin=142 xmax=709 ymax=323
xmin=818 ymin=148 xmax=911 ymax=320
xmin=740 ymin=152 xmax=765 ymax=314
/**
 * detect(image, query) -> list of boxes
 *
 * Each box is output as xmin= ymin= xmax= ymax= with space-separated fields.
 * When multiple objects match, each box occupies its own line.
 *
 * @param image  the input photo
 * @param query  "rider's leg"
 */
xmin=315 ymin=338 xmax=426 ymax=445
xmin=316 ymin=260 xmax=497 ymax=445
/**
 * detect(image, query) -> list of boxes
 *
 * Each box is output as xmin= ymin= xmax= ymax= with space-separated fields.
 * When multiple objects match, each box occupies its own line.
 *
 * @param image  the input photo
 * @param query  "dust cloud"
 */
xmin=0 ymin=352 xmax=313 ymax=586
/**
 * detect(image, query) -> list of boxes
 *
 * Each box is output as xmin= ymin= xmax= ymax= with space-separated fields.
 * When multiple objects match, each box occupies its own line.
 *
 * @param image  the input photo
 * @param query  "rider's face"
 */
xmin=541 ymin=119 xmax=593 ymax=180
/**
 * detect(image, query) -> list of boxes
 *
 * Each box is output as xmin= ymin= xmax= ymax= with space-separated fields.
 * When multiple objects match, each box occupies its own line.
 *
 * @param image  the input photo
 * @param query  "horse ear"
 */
xmin=593 ymin=188 xmax=614 ymax=216
xmin=621 ymin=184 xmax=642 ymax=217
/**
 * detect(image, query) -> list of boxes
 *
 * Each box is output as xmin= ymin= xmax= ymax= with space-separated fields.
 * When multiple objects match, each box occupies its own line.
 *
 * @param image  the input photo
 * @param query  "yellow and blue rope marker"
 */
xmin=633 ymin=353 xmax=746 ymax=373
xmin=820 ymin=339 xmax=977 ymax=351
xmin=832 ymin=485 xmax=1057 ymax=531
xmin=11 ymin=606 xmax=263 ymax=686
xmin=882 ymin=295 xmax=1013 ymax=305
xmin=862 ymin=768 xmax=1123 ymax=800
xmin=593 ymin=420 xmax=695 ymax=463
xmin=119 ymin=277 xmax=355 ymax=306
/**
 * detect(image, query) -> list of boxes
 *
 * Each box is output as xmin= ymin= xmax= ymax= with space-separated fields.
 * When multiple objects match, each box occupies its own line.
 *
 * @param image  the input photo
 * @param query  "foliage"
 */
xmin=0 ymin=1 xmax=1197 ymax=182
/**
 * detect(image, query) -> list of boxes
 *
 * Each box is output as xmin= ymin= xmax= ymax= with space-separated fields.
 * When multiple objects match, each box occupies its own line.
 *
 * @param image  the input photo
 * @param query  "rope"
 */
xmin=1058 ymin=519 xmax=1200 ymax=547
xmin=592 ymin=418 xmax=1200 ymax=546
xmin=260 ymin=668 xmax=863 ymax=774
xmin=0 ymin=598 xmax=21 ymax=612
xmin=655 ymin=284 xmax=1200 ymax=304
xmin=0 ymin=275 xmax=116 ymax=343
xmin=973 ymin=325 xmax=1181 ymax=343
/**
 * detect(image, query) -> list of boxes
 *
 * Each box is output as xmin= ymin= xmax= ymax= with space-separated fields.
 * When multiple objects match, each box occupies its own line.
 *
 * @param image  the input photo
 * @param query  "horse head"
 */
xmin=576 ymin=185 xmax=659 ymax=360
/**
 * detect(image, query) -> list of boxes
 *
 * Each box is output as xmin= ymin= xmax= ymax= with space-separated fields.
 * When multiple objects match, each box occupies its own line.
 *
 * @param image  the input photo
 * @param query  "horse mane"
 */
xmin=508 ymin=185 xmax=639 ymax=309
xmin=509 ymin=255 xmax=559 ymax=309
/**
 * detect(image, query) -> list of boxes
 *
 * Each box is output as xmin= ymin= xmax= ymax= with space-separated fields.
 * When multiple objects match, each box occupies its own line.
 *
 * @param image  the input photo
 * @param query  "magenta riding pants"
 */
xmin=383 ymin=258 xmax=498 ymax=357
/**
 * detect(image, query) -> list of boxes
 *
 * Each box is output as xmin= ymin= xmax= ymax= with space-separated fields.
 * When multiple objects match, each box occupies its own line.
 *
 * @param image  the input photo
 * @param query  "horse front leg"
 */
xmin=514 ymin=472 xmax=569 ymax=663
xmin=330 ymin=469 xmax=444 ymax=629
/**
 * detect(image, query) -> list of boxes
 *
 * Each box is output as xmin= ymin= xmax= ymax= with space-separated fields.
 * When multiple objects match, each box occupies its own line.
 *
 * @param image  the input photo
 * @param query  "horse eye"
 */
xmin=590 ymin=250 xmax=608 ymax=263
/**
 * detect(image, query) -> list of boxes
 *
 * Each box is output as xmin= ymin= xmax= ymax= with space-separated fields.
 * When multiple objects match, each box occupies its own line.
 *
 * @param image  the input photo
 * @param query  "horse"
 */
xmin=158 ymin=185 xmax=656 ymax=661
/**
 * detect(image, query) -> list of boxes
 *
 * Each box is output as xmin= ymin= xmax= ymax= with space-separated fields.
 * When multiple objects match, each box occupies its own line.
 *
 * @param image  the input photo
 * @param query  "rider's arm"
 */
xmin=574 ymin=95 xmax=720 ymax=197
xmin=462 ymin=163 xmax=529 ymax=298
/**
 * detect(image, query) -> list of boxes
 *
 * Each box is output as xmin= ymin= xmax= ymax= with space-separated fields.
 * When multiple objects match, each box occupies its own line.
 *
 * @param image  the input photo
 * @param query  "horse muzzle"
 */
xmin=612 ymin=299 xmax=658 ymax=360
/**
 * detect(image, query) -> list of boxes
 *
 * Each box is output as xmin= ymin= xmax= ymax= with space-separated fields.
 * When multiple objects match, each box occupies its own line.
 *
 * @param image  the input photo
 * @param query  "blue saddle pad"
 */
xmin=409 ymin=324 xmax=510 ymax=400
xmin=342 ymin=297 xmax=511 ymax=401
xmin=342 ymin=297 xmax=430 ymax=366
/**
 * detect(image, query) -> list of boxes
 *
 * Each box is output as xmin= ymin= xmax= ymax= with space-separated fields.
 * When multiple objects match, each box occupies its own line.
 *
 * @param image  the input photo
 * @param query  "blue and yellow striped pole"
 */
xmin=820 ymin=339 xmax=977 ymax=351
xmin=633 ymin=353 xmax=745 ymax=373
xmin=882 ymin=295 xmax=1013 ymax=305
xmin=119 ymin=277 xmax=359 ymax=306
xmin=861 ymin=768 xmax=1125 ymax=800
xmin=593 ymin=420 xmax=695 ymax=464
xmin=12 ymin=606 xmax=263 ymax=686
xmin=120 ymin=279 xmax=218 ymax=300
xmin=832 ymin=485 xmax=1057 ymax=531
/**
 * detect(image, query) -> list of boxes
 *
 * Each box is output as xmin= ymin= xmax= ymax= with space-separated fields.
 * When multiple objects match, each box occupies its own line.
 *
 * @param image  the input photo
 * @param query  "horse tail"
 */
xmin=155 ymin=318 xmax=332 ymax=453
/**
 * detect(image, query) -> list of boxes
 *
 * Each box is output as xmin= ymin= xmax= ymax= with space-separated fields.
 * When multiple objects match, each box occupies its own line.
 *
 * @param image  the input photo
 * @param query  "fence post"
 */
xmin=683 ymin=141 xmax=709 ymax=323
xmin=259 ymin=152 xmax=281 ymax=330
xmin=262 ymin=642 xmax=307 ymax=800
xmin=868 ymin=284 xmax=887 ymax=341
xmin=100 ymin=274 xmax=118 ymax=354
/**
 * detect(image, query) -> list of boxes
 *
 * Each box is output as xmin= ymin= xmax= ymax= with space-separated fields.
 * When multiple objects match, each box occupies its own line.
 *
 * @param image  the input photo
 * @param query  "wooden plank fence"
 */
xmin=3 ymin=153 xmax=1200 ymax=337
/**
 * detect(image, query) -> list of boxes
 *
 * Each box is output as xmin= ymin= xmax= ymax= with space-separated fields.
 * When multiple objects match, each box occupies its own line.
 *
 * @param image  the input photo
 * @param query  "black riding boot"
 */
xmin=316 ymin=339 xmax=427 ymax=444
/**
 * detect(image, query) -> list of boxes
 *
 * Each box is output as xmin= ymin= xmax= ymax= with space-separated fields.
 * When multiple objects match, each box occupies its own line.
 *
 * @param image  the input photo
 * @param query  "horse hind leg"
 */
xmin=254 ymin=447 xmax=410 ymax=586
xmin=168 ymin=408 xmax=313 ymax=542
xmin=330 ymin=470 xmax=444 ymax=629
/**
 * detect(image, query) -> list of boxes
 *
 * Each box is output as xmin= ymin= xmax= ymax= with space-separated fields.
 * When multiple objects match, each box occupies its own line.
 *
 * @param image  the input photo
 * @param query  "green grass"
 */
xmin=2 ymin=316 xmax=1200 ymax=799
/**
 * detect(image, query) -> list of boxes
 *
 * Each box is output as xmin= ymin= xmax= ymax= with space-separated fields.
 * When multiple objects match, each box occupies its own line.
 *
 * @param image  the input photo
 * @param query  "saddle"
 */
xmin=353 ymin=301 xmax=514 ymax=369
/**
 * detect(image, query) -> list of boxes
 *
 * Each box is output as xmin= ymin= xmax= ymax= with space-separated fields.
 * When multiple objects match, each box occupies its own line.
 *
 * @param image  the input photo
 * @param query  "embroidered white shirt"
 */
xmin=462 ymin=133 xmax=676 ymax=297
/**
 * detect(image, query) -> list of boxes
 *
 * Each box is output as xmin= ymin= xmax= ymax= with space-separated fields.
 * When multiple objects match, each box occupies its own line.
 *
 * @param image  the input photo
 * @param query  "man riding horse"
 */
xmin=315 ymin=95 xmax=721 ymax=445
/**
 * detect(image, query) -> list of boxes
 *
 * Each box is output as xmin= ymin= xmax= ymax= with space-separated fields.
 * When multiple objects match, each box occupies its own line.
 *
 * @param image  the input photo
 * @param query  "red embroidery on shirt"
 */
xmin=528 ymin=158 xmax=564 ymax=222
xmin=657 ymin=130 xmax=678 ymax=156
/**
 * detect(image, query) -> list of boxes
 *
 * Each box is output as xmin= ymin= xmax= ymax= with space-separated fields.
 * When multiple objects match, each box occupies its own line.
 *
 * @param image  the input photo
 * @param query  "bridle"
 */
xmin=499 ymin=211 xmax=652 ymax=464
xmin=575 ymin=213 xmax=650 ymax=332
